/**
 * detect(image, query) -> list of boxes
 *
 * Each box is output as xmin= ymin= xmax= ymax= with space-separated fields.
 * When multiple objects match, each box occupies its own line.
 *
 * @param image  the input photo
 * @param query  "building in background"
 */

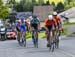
xmin=33 ymin=6 xmax=53 ymax=21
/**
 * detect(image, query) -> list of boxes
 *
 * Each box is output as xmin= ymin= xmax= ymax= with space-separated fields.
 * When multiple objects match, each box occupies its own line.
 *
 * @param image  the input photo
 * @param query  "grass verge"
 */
xmin=63 ymin=22 xmax=75 ymax=26
xmin=26 ymin=31 xmax=46 ymax=39
xmin=26 ymin=29 xmax=68 ymax=39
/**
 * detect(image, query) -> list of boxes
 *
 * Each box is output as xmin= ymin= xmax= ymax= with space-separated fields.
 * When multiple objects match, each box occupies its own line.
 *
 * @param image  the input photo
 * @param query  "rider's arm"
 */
xmin=58 ymin=17 xmax=62 ymax=28
xmin=37 ymin=18 xmax=40 ymax=30
xmin=30 ymin=20 xmax=33 ymax=31
xmin=53 ymin=19 xmax=58 ymax=30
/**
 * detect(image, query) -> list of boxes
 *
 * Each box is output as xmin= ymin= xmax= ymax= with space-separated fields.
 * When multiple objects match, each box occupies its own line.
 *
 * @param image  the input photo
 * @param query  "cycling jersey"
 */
xmin=30 ymin=18 xmax=40 ymax=24
xmin=20 ymin=21 xmax=25 ymax=26
xmin=45 ymin=18 xmax=56 ymax=31
xmin=53 ymin=16 xmax=61 ymax=29
xmin=53 ymin=16 xmax=61 ymax=23
xmin=16 ymin=21 xmax=20 ymax=32
xmin=30 ymin=18 xmax=40 ymax=30
xmin=20 ymin=19 xmax=26 ymax=32
xmin=45 ymin=18 xmax=56 ymax=27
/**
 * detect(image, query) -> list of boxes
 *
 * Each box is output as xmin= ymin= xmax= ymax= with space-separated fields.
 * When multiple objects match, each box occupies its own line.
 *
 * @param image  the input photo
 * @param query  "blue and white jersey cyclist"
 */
xmin=20 ymin=17 xmax=26 ymax=32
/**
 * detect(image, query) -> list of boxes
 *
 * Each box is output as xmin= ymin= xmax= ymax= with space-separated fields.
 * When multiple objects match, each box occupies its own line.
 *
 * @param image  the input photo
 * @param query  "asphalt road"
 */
xmin=63 ymin=25 xmax=75 ymax=35
xmin=67 ymin=25 xmax=75 ymax=34
xmin=0 ymin=37 xmax=75 ymax=57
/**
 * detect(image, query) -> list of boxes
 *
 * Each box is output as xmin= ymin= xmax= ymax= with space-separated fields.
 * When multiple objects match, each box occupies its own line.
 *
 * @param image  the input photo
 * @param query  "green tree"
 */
xmin=14 ymin=0 xmax=33 ymax=12
xmin=38 ymin=0 xmax=44 ymax=5
xmin=0 ymin=0 xmax=9 ymax=19
xmin=51 ymin=2 xmax=55 ymax=6
xmin=45 ymin=0 xmax=50 ymax=5
xmin=65 ymin=2 xmax=75 ymax=10
xmin=51 ymin=2 xmax=56 ymax=10
xmin=67 ymin=0 xmax=73 ymax=4
xmin=55 ymin=2 xmax=64 ymax=13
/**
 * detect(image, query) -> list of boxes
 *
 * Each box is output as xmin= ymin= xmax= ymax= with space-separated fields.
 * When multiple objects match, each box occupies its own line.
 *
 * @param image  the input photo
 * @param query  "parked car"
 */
xmin=0 ymin=24 xmax=6 ymax=41
xmin=6 ymin=27 xmax=17 ymax=39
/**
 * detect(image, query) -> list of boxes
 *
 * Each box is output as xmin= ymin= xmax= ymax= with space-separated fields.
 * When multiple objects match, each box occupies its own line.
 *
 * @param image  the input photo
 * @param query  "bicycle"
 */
xmin=16 ymin=27 xmax=21 ymax=45
xmin=17 ymin=31 xmax=21 ymax=45
xmin=47 ymin=30 xmax=55 ymax=52
xmin=55 ymin=29 xmax=62 ymax=49
xmin=32 ymin=27 xmax=38 ymax=48
xmin=19 ymin=30 xmax=26 ymax=47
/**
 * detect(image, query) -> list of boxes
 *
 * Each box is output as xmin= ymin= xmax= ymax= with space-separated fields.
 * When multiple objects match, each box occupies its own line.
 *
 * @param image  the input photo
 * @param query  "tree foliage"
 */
xmin=14 ymin=0 xmax=37 ymax=12
xmin=64 ymin=0 xmax=75 ymax=10
xmin=51 ymin=2 xmax=55 ymax=6
xmin=45 ymin=0 xmax=50 ymax=5
xmin=55 ymin=2 xmax=64 ymax=13
xmin=67 ymin=0 xmax=73 ymax=4
xmin=0 ymin=0 xmax=9 ymax=19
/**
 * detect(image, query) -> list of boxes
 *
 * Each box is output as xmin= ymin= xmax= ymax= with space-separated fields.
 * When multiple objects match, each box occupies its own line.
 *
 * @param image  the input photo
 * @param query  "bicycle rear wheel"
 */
xmin=49 ymin=40 xmax=55 ymax=52
xmin=23 ymin=36 xmax=26 ymax=47
xmin=55 ymin=32 xmax=59 ymax=49
xmin=21 ymin=33 xmax=26 ymax=47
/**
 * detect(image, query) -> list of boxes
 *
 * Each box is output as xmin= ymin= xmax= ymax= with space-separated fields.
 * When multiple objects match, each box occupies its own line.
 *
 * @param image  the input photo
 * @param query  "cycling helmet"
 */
xmin=32 ymin=15 xmax=37 ymax=18
xmin=20 ymin=17 xmax=24 ymax=22
xmin=29 ymin=16 xmax=32 ymax=19
xmin=53 ymin=12 xmax=57 ymax=16
xmin=48 ymin=15 xmax=53 ymax=20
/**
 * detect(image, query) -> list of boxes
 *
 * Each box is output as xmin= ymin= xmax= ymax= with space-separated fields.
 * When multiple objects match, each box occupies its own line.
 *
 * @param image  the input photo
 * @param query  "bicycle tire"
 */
xmin=22 ymin=33 xmax=26 ymax=47
xmin=48 ymin=32 xmax=55 ymax=52
xmin=56 ymin=36 xmax=59 ymax=49
xmin=33 ymin=31 xmax=38 ymax=48
xmin=55 ymin=32 xmax=59 ymax=49
xmin=51 ymin=42 xmax=55 ymax=52
xmin=23 ymin=37 xmax=26 ymax=47
xmin=48 ymin=32 xmax=52 ymax=51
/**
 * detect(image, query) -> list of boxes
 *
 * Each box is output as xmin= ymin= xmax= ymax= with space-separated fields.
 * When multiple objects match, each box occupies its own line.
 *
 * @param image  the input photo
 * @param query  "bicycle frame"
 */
xmin=19 ymin=30 xmax=26 ymax=47
xmin=55 ymin=29 xmax=60 ymax=49
xmin=48 ymin=31 xmax=54 ymax=52
xmin=32 ymin=28 xmax=38 ymax=48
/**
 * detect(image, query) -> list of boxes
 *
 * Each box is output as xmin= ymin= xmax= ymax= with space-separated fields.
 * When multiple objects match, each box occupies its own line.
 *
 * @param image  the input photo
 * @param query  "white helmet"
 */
xmin=53 ymin=12 xmax=57 ymax=15
xmin=48 ymin=15 xmax=53 ymax=20
xmin=29 ymin=16 xmax=32 ymax=19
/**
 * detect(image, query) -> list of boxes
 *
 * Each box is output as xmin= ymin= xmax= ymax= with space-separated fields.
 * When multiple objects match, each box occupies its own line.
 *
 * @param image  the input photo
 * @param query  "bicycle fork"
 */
xmin=32 ymin=31 xmax=38 ymax=48
xmin=48 ymin=32 xmax=55 ymax=52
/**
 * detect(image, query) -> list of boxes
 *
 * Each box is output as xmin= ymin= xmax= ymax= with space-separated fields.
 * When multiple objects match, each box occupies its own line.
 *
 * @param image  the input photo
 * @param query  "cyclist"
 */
xmin=53 ymin=12 xmax=63 ymax=36
xmin=16 ymin=18 xmax=20 ymax=31
xmin=30 ymin=15 xmax=40 ymax=44
xmin=16 ymin=19 xmax=21 ymax=42
xmin=26 ymin=16 xmax=32 ymax=32
xmin=20 ymin=17 xmax=26 ymax=36
xmin=44 ymin=15 xmax=57 ymax=47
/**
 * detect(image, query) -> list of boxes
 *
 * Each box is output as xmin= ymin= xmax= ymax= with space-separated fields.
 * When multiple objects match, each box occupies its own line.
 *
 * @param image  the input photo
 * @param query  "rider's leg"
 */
xmin=31 ymin=27 xmax=35 ymax=44
xmin=20 ymin=26 xmax=23 ymax=38
xmin=16 ymin=27 xmax=20 ymax=41
xmin=45 ymin=29 xmax=50 ymax=47
xmin=36 ymin=27 xmax=39 ymax=43
xmin=52 ymin=30 xmax=56 ymax=43
xmin=47 ymin=25 xmax=53 ymax=47
xmin=18 ymin=31 xmax=20 ymax=40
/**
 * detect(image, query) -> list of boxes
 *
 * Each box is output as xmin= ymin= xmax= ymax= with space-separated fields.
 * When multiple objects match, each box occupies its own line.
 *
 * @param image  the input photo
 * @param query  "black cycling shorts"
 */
xmin=46 ymin=25 xmax=53 ymax=32
xmin=31 ymin=24 xmax=38 ymax=30
xmin=57 ymin=23 xmax=60 ymax=28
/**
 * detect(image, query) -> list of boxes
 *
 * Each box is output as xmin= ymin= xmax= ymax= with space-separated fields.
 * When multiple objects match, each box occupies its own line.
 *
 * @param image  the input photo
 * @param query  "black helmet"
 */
xmin=32 ymin=15 xmax=37 ymax=18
